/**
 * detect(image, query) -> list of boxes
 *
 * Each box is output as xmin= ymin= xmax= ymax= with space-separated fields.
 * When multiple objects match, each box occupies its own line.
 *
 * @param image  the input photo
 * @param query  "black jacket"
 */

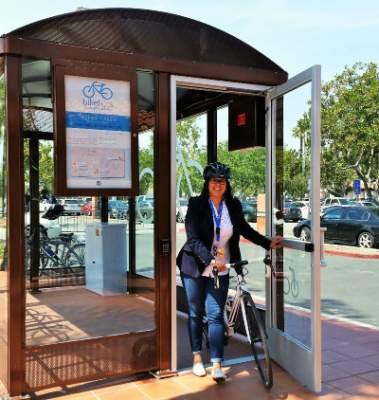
xmin=176 ymin=196 xmax=271 ymax=277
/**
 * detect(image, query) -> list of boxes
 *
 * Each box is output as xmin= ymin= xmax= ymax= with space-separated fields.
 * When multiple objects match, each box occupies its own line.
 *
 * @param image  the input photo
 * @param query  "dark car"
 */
xmin=241 ymin=200 xmax=257 ymax=222
xmin=284 ymin=203 xmax=303 ymax=222
xmin=293 ymin=206 xmax=379 ymax=248
xmin=283 ymin=201 xmax=292 ymax=219
xmin=109 ymin=200 xmax=128 ymax=219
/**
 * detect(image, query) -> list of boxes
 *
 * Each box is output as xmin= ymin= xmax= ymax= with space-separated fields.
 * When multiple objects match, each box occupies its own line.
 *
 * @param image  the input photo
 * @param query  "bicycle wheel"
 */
xmin=240 ymin=293 xmax=273 ymax=389
xmin=63 ymin=243 xmax=85 ymax=271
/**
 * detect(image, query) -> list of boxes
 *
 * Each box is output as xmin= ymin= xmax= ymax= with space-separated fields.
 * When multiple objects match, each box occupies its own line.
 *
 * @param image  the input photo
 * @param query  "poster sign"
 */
xmin=64 ymin=75 xmax=132 ymax=189
xmin=353 ymin=179 xmax=361 ymax=196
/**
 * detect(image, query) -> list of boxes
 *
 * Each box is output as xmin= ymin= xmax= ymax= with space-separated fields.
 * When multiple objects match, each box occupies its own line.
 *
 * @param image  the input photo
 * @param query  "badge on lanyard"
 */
xmin=209 ymin=198 xmax=223 ymax=242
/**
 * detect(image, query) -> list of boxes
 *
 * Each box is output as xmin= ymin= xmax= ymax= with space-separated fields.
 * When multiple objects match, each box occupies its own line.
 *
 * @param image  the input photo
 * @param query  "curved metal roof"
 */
xmin=7 ymin=8 xmax=286 ymax=74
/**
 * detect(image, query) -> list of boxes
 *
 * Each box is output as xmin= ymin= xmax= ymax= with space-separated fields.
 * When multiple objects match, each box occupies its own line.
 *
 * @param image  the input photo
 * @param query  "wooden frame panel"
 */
xmin=0 ymin=37 xmax=288 ymax=86
xmin=155 ymin=73 xmax=172 ymax=372
xmin=5 ymin=55 xmax=26 ymax=396
xmin=54 ymin=62 xmax=139 ymax=196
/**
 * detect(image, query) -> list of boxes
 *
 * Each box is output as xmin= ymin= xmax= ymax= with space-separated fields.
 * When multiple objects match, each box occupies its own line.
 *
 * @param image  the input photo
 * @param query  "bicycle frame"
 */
xmin=225 ymin=270 xmax=250 ymax=338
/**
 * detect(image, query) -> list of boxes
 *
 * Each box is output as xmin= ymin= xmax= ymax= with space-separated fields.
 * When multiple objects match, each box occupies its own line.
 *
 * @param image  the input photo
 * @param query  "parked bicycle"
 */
xmin=203 ymin=258 xmax=273 ymax=389
xmin=25 ymin=225 xmax=85 ymax=275
xmin=25 ymin=204 xmax=85 ymax=275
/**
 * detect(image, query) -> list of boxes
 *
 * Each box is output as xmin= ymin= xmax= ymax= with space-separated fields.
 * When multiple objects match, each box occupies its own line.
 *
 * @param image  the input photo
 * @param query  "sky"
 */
xmin=1 ymin=0 xmax=379 ymax=151
xmin=1 ymin=0 xmax=379 ymax=81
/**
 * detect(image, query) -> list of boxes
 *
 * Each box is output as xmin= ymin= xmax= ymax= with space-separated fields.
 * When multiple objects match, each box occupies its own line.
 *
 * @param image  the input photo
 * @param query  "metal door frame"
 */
xmin=265 ymin=65 xmax=322 ymax=392
xmin=170 ymin=75 xmax=270 ymax=371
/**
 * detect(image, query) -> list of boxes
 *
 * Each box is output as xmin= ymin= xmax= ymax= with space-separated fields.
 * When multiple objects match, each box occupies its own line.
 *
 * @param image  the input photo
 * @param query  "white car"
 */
xmin=321 ymin=197 xmax=357 ymax=214
xmin=25 ymin=212 xmax=62 ymax=239
xmin=59 ymin=198 xmax=82 ymax=216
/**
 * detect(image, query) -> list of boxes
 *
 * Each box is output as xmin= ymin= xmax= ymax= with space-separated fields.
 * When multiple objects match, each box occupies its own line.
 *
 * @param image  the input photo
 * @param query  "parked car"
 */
xmin=283 ymin=201 xmax=293 ymax=219
xmin=176 ymin=198 xmax=188 ymax=222
xmin=290 ymin=201 xmax=310 ymax=219
xmin=293 ymin=206 xmax=379 ymax=248
xmin=59 ymin=198 xmax=82 ymax=216
xmin=80 ymin=201 xmax=93 ymax=216
xmin=241 ymin=200 xmax=257 ymax=222
xmin=109 ymin=200 xmax=128 ymax=219
xmin=137 ymin=195 xmax=154 ymax=207
xmin=359 ymin=200 xmax=379 ymax=208
xmin=284 ymin=203 xmax=303 ymax=222
xmin=136 ymin=200 xmax=154 ymax=222
xmin=321 ymin=197 xmax=357 ymax=213
xmin=25 ymin=210 xmax=62 ymax=239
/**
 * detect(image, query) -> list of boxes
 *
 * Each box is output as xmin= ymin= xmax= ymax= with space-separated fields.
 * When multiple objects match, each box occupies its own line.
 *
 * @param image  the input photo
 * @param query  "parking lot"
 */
xmin=2 ymin=215 xmax=378 ymax=328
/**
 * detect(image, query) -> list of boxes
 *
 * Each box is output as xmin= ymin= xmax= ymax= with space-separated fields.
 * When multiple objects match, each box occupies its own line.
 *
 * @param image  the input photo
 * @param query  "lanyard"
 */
xmin=208 ymin=198 xmax=223 ymax=242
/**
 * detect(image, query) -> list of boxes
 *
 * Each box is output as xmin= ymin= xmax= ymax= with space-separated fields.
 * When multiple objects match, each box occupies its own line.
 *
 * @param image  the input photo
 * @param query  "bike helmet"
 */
xmin=203 ymin=162 xmax=231 ymax=180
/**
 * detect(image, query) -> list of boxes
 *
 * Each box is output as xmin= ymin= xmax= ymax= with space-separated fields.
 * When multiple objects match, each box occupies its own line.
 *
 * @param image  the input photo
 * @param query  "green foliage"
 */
xmin=218 ymin=142 xmax=265 ymax=197
xmin=281 ymin=148 xmax=309 ymax=199
xmin=139 ymin=147 xmax=154 ymax=194
xmin=295 ymin=62 xmax=379 ymax=197
xmin=24 ymin=140 xmax=54 ymax=195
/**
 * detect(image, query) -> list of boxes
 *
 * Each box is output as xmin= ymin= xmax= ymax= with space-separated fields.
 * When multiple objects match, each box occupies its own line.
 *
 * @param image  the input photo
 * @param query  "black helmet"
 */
xmin=203 ymin=162 xmax=231 ymax=180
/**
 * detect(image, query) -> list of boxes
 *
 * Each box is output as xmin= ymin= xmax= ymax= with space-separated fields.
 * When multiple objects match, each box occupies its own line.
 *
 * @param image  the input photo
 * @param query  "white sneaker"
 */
xmin=192 ymin=362 xmax=207 ymax=377
xmin=211 ymin=366 xmax=225 ymax=382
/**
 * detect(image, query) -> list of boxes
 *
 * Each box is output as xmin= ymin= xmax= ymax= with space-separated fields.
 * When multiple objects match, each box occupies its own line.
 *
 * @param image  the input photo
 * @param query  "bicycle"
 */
xmin=203 ymin=258 xmax=273 ymax=389
xmin=283 ymin=266 xmax=299 ymax=298
xmin=82 ymin=81 xmax=113 ymax=100
xmin=25 ymin=225 xmax=85 ymax=275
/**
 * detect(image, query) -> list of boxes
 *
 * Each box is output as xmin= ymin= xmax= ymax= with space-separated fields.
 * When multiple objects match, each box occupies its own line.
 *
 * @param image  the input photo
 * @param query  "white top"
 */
xmin=202 ymin=200 xmax=234 ymax=278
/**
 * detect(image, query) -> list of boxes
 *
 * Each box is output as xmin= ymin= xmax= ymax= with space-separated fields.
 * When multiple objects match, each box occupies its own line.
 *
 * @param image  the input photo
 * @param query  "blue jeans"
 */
xmin=181 ymin=272 xmax=229 ymax=363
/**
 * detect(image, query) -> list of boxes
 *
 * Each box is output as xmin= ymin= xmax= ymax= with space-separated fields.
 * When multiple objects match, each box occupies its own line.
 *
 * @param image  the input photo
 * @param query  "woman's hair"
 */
xmin=200 ymin=179 xmax=234 ymax=202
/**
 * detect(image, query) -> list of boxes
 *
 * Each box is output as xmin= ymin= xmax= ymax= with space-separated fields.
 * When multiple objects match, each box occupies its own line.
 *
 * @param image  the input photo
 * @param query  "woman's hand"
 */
xmin=211 ymin=260 xmax=227 ymax=273
xmin=215 ymin=262 xmax=227 ymax=272
xmin=270 ymin=235 xmax=283 ymax=249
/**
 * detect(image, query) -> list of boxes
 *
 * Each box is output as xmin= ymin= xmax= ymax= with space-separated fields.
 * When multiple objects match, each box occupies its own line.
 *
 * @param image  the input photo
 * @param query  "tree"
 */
xmin=217 ymin=142 xmax=265 ymax=197
xmin=281 ymin=148 xmax=309 ymax=199
xmin=294 ymin=62 xmax=379 ymax=197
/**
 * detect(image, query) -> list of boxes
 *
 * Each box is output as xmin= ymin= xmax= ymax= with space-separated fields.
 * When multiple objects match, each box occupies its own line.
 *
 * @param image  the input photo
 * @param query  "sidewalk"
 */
xmin=3 ymin=313 xmax=376 ymax=400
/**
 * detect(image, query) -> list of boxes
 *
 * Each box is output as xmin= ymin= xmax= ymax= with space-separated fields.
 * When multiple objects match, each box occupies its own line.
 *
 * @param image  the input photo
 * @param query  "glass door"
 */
xmin=265 ymin=66 xmax=322 ymax=392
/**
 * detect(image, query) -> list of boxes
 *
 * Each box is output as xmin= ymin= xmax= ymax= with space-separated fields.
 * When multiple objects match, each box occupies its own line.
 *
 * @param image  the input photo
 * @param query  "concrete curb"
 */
xmin=324 ymin=247 xmax=379 ymax=259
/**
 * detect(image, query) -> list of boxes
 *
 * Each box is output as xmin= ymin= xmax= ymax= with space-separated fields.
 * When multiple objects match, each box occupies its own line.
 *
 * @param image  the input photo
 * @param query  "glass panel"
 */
xmin=278 ymin=248 xmax=311 ymax=347
xmin=0 ymin=57 xmax=9 ymax=388
xmin=274 ymin=83 xmax=312 ymax=241
xmin=136 ymin=128 xmax=154 ymax=279
xmin=24 ymin=64 xmax=156 ymax=347
xmin=273 ymin=83 xmax=312 ymax=346
xmin=217 ymin=104 xmax=266 ymax=306
xmin=134 ymin=70 xmax=155 ymax=301
xmin=175 ymin=104 xmax=207 ymax=266
xmin=22 ymin=58 xmax=52 ymax=109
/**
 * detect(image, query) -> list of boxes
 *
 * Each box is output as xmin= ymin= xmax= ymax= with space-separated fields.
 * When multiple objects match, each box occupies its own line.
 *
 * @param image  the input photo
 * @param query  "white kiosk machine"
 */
xmin=85 ymin=223 xmax=127 ymax=295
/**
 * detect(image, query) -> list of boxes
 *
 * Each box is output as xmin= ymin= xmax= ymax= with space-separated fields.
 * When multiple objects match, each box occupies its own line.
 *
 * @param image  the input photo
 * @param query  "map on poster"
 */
xmin=65 ymin=75 xmax=132 ymax=189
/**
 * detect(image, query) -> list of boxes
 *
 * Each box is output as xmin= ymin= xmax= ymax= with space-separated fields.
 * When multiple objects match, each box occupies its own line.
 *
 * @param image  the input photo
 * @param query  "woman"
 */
xmin=176 ymin=162 xmax=283 ymax=382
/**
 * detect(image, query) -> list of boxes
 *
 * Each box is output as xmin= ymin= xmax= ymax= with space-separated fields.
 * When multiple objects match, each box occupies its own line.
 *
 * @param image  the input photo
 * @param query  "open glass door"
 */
xmin=266 ymin=66 xmax=322 ymax=392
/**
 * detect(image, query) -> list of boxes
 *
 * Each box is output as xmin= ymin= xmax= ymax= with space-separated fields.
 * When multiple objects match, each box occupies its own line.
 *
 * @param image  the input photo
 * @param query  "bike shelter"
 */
xmin=0 ymin=8 xmax=321 ymax=396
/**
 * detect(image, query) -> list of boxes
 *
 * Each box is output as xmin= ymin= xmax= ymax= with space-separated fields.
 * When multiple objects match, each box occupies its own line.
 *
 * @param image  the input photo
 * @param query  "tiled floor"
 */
xmin=2 ymin=281 xmax=379 ymax=399
xmin=26 ymin=359 xmax=379 ymax=400
xmin=25 ymin=287 xmax=154 ymax=345
xmin=25 ymin=312 xmax=379 ymax=400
